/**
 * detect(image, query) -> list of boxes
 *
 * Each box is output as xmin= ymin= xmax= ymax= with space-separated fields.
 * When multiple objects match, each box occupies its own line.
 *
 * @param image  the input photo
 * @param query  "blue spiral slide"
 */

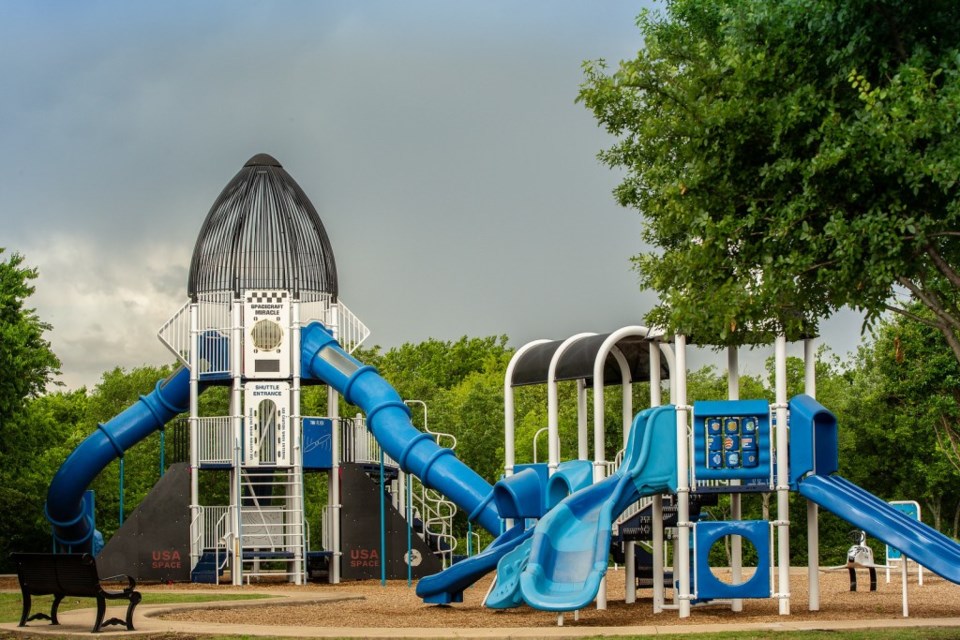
xmin=301 ymin=322 xmax=501 ymax=534
xmin=45 ymin=366 xmax=192 ymax=551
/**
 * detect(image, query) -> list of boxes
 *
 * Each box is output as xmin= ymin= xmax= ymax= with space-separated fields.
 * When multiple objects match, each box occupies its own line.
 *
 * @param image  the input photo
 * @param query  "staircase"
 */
xmin=238 ymin=467 xmax=306 ymax=583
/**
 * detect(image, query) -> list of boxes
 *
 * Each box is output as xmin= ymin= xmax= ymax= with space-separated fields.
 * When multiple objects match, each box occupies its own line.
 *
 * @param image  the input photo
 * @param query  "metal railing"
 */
xmin=298 ymin=295 xmax=370 ymax=354
xmin=411 ymin=477 xmax=458 ymax=568
xmin=197 ymin=418 xmax=233 ymax=465
xmin=157 ymin=292 xmax=233 ymax=373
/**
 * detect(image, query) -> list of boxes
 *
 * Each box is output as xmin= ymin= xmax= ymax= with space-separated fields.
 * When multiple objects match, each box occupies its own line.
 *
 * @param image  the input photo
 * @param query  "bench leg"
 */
xmin=93 ymin=595 xmax=107 ymax=633
xmin=125 ymin=592 xmax=142 ymax=630
xmin=18 ymin=592 xmax=30 ymax=627
xmin=848 ymin=567 xmax=857 ymax=592
xmin=50 ymin=594 xmax=63 ymax=625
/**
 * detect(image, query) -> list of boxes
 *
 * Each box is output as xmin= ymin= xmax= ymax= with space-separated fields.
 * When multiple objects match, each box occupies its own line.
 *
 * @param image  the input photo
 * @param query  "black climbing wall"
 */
xmin=339 ymin=462 xmax=443 ymax=580
xmin=97 ymin=462 xmax=191 ymax=582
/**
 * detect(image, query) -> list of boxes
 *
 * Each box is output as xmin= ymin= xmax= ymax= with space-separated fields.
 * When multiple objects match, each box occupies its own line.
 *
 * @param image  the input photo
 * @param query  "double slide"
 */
xmin=518 ymin=404 xmax=678 ymax=610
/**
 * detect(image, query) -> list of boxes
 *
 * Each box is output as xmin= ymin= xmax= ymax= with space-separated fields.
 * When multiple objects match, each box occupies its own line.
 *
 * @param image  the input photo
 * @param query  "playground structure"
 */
xmin=418 ymin=330 xmax=960 ymax=620
xmin=44 ymin=154 xmax=492 ymax=586
xmin=39 ymin=153 xmax=960 ymax=624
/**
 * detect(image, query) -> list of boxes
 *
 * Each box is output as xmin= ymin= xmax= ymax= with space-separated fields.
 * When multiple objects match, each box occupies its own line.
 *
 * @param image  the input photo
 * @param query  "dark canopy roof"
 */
xmin=510 ymin=332 xmax=670 ymax=387
xmin=188 ymin=153 xmax=338 ymax=299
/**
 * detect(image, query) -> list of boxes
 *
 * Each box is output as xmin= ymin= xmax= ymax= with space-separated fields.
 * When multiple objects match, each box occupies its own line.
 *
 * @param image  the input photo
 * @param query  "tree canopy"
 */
xmin=578 ymin=0 xmax=960 ymax=357
xmin=0 ymin=249 xmax=61 ymax=440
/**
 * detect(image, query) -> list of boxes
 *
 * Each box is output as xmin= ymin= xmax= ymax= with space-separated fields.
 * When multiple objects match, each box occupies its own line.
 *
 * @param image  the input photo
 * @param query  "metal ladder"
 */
xmin=238 ymin=467 xmax=306 ymax=583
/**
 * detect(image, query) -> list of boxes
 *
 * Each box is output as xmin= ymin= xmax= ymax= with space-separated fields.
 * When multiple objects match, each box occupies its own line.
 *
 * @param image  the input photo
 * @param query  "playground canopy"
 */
xmin=507 ymin=333 xmax=669 ymax=387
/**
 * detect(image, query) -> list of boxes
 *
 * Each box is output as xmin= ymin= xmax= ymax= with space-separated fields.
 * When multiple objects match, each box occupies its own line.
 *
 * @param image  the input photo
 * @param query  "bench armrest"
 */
xmin=100 ymin=574 xmax=137 ymax=593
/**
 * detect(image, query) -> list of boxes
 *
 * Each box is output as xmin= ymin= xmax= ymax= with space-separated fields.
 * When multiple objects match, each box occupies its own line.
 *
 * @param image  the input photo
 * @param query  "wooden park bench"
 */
xmin=11 ymin=552 xmax=142 ymax=633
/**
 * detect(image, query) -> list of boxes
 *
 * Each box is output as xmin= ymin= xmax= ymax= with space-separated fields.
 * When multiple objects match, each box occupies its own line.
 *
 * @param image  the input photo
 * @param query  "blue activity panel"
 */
xmin=886 ymin=501 xmax=921 ymax=561
xmin=302 ymin=418 xmax=334 ymax=469
xmin=694 ymin=520 xmax=771 ymax=600
xmin=693 ymin=399 xmax=771 ymax=483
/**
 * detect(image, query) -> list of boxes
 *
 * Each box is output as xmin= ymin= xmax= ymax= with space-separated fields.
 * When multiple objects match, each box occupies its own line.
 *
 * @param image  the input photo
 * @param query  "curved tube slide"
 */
xmin=45 ymin=366 xmax=191 ymax=550
xmin=415 ymin=524 xmax=532 ymax=604
xmin=301 ymin=322 xmax=500 ymax=534
xmin=519 ymin=405 xmax=678 ymax=611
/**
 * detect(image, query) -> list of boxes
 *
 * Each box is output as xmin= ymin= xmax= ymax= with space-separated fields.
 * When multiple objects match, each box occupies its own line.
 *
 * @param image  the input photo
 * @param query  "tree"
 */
xmin=835 ymin=309 xmax=960 ymax=535
xmin=0 ymin=249 xmax=61 ymax=442
xmin=578 ymin=1 xmax=960 ymax=358
xmin=0 ymin=389 xmax=85 ymax=565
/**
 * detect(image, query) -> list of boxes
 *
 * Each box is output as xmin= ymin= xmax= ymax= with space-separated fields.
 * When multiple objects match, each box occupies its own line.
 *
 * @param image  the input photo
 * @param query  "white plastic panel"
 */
xmin=243 ymin=290 xmax=291 ymax=378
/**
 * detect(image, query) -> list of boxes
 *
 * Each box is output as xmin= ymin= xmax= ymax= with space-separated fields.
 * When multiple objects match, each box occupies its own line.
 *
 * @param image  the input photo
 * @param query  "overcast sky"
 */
xmin=2 ymin=2 xmax=867 ymax=391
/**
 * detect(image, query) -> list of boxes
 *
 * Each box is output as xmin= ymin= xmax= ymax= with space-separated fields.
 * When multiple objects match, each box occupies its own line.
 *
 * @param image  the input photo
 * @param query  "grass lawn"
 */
xmin=0 ymin=591 xmax=268 ymax=624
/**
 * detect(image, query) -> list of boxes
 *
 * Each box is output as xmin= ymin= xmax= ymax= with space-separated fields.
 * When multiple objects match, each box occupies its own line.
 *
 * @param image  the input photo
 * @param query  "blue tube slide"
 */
xmin=416 ymin=524 xmax=533 ymax=604
xmin=301 ymin=322 xmax=500 ymax=534
xmin=45 ymin=366 xmax=191 ymax=550
xmin=799 ymin=473 xmax=960 ymax=583
xmin=519 ymin=405 xmax=678 ymax=611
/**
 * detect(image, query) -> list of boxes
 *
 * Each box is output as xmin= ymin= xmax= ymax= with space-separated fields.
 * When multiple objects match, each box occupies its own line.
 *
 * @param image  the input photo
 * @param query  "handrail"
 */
xmin=468 ymin=530 xmax=481 ymax=557
xmin=404 ymin=400 xmax=457 ymax=451
xmin=408 ymin=474 xmax=458 ymax=568
xmin=190 ymin=505 xmax=205 ymax=563
xmin=214 ymin=508 xmax=233 ymax=586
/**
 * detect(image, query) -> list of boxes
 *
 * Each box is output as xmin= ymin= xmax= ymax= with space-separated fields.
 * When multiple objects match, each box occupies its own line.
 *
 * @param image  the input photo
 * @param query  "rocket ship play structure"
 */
xmin=45 ymin=154 xmax=499 ymax=585
xmin=43 ymin=154 xmax=960 ymax=619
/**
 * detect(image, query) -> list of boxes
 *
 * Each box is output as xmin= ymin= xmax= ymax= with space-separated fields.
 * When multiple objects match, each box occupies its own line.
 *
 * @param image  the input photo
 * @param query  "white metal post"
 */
xmin=291 ymin=299 xmax=304 ymax=584
xmin=775 ymin=334 xmax=791 ymax=615
xmin=727 ymin=346 xmax=743 ymax=612
xmin=548 ymin=333 xmax=595 ymax=475
xmin=505 ymin=340 xmax=551 ymax=478
xmin=188 ymin=302 xmax=201 ymax=576
xmin=328 ymin=303 xmax=341 ymax=584
xmin=902 ymin=555 xmax=910 ymax=617
xmin=675 ymin=335 xmax=691 ymax=618
xmin=577 ymin=379 xmax=589 ymax=461
xmin=230 ymin=298 xmax=243 ymax=585
xmin=804 ymin=337 xmax=819 ymax=610
xmin=649 ymin=341 xmax=664 ymax=612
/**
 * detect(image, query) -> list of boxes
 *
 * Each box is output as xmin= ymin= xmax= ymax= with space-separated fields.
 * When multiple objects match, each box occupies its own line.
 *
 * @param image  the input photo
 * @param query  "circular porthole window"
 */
xmin=251 ymin=319 xmax=283 ymax=351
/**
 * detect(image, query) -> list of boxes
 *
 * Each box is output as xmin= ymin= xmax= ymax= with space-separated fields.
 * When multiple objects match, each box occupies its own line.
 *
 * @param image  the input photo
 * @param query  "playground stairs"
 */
xmin=237 ymin=466 xmax=307 ymax=583
xmin=191 ymin=550 xmax=225 ymax=584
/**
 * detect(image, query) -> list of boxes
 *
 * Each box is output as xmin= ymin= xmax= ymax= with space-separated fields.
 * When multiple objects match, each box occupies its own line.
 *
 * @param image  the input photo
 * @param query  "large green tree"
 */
xmin=579 ymin=1 xmax=960 ymax=356
xmin=0 ymin=249 xmax=61 ymax=440
xmin=835 ymin=309 xmax=960 ymax=533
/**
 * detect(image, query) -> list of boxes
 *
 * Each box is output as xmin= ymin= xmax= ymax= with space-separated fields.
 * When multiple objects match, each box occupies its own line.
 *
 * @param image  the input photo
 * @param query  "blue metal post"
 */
xmin=467 ymin=521 xmax=473 ymax=556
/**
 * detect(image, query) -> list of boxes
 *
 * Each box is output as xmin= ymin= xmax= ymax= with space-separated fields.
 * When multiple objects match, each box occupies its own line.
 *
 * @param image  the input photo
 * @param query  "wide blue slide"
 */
xmin=45 ymin=366 xmax=191 ymax=550
xmin=518 ymin=404 xmax=678 ymax=611
xmin=301 ymin=322 xmax=501 ymax=534
xmin=790 ymin=393 xmax=960 ymax=585
xmin=799 ymin=474 xmax=960 ymax=582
